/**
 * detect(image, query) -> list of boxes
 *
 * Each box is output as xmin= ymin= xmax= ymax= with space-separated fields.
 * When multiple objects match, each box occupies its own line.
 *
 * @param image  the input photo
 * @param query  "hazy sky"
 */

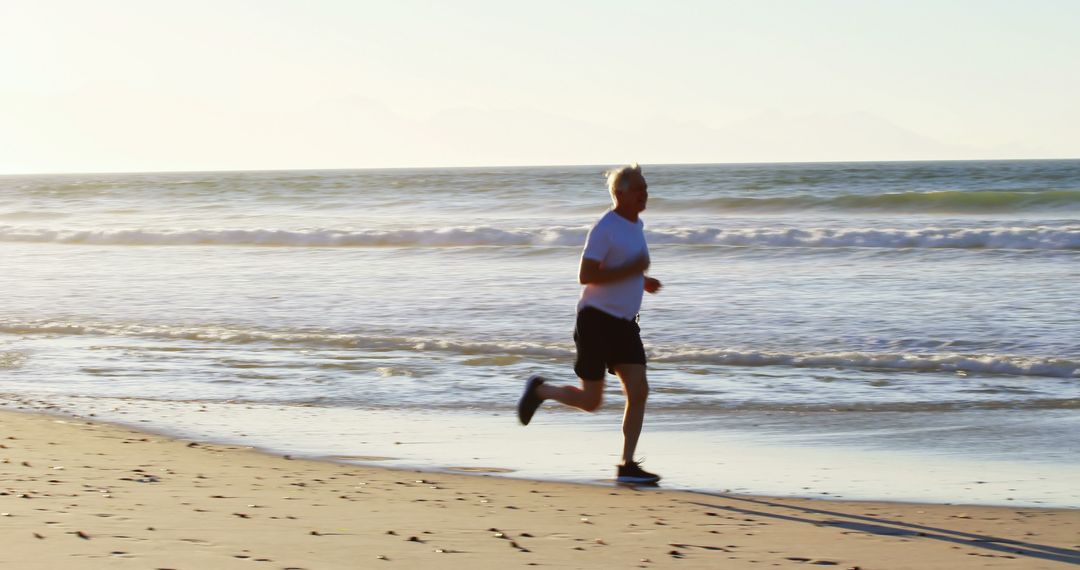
xmin=2 ymin=0 xmax=1078 ymax=173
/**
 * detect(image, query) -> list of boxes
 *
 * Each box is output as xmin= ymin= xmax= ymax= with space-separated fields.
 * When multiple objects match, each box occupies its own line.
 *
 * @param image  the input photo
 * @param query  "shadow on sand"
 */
xmin=685 ymin=493 xmax=1079 ymax=565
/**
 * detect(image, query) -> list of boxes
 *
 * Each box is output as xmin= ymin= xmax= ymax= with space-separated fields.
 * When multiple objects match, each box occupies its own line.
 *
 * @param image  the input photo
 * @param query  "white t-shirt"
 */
xmin=577 ymin=210 xmax=648 ymax=320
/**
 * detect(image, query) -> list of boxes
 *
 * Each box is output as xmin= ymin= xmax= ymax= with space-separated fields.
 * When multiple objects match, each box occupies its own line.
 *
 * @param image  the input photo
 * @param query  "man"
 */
xmin=517 ymin=163 xmax=663 ymax=484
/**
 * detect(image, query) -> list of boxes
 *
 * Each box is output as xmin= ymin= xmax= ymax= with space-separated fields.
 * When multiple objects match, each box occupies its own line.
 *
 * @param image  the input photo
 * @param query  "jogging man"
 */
xmin=517 ymin=163 xmax=662 ymax=484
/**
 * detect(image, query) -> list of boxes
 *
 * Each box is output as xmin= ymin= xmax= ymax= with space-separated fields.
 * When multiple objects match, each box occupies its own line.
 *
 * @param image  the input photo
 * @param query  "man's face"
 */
xmin=617 ymin=176 xmax=649 ymax=213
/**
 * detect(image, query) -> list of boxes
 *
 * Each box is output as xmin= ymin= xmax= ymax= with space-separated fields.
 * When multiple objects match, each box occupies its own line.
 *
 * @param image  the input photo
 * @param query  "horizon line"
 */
xmin=2 ymin=156 xmax=1078 ymax=178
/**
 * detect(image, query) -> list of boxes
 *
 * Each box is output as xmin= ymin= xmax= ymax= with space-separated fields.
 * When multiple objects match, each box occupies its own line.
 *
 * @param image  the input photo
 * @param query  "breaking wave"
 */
xmin=648 ymin=348 xmax=1080 ymax=379
xmin=672 ymin=189 xmax=1080 ymax=213
xmin=2 ymin=225 xmax=1078 ymax=250
xmin=3 ymin=319 xmax=1076 ymax=379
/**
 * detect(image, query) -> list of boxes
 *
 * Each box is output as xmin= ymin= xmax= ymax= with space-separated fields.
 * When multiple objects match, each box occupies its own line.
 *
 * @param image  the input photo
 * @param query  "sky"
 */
xmin=1 ymin=0 xmax=1078 ymax=174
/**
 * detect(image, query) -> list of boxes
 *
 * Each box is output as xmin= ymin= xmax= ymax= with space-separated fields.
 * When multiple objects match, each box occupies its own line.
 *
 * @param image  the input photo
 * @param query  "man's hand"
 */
xmin=644 ymin=276 xmax=662 ymax=294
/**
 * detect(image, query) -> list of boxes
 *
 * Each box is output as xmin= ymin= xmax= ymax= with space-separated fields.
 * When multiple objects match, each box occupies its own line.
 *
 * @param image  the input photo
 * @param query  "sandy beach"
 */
xmin=1 ymin=408 xmax=1076 ymax=569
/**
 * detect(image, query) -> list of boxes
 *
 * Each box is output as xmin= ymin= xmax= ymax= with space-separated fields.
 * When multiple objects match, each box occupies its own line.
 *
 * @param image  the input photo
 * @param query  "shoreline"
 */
xmin=3 ymin=393 xmax=1077 ymax=509
xmin=2 ymin=407 xmax=1078 ymax=569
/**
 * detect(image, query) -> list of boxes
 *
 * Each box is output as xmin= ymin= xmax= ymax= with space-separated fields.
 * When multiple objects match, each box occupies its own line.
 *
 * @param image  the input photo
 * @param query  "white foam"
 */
xmin=2 ymin=224 xmax=1078 ymax=250
xmin=3 ymin=319 xmax=1076 ymax=379
xmin=0 ymin=226 xmax=586 ymax=247
xmin=650 ymin=348 xmax=1080 ymax=379
xmin=646 ymin=226 xmax=1080 ymax=250
xmin=0 ymin=320 xmax=574 ymax=359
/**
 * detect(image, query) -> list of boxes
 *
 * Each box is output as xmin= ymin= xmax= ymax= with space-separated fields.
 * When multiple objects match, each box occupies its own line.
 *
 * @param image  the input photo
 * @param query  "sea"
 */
xmin=2 ymin=160 xmax=1078 ymax=507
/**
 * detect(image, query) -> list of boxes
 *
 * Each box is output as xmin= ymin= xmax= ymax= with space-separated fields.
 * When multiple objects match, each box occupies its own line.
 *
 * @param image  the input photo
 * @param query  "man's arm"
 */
xmin=578 ymin=254 xmax=650 ymax=285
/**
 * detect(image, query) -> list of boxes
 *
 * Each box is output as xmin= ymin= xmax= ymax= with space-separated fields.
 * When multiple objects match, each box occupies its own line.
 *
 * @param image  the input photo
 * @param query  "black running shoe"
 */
xmin=517 ymin=375 xmax=546 ymax=425
xmin=616 ymin=460 xmax=661 ymax=484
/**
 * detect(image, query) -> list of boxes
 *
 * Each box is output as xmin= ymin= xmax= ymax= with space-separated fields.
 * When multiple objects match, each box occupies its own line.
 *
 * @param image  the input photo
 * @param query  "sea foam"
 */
xmin=4 ymin=319 xmax=1076 ymax=379
xmin=2 ymin=225 xmax=1078 ymax=250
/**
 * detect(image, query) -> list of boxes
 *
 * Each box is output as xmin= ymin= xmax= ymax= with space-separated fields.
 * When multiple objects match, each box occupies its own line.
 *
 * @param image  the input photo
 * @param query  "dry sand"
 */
xmin=1 ymin=408 xmax=1077 ymax=569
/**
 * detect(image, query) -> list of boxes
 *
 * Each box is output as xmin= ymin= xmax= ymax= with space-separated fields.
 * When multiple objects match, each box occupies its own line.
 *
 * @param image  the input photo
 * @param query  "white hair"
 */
xmin=604 ymin=163 xmax=643 ymax=195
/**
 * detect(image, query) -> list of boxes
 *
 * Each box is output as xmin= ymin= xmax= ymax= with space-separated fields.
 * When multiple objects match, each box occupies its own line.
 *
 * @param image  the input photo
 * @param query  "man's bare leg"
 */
xmin=613 ymin=363 xmax=648 ymax=465
xmin=536 ymin=379 xmax=604 ymax=412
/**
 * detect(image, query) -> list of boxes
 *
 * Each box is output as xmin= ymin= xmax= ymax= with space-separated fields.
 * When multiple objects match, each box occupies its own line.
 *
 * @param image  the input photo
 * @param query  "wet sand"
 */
xmin=1 ymin=408 xmax=1077 ymax=569
xmin=7 ymin=394 xmax=1076 ymax=508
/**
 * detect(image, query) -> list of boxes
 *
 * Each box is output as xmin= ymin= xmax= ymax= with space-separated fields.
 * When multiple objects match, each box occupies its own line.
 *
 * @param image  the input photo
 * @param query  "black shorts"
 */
xmin=573 ymin=306 xmax=647 ymax=381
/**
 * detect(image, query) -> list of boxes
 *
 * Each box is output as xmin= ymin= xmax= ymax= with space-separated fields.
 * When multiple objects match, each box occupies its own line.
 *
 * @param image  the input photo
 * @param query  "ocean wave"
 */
xmin=646 ymin=398 xmax=1080 ymax=413
xmin=3 ymin=319 xmax=1076 ymax=379
xmin=648 ymin=348 xmax=1080 ymax=379
xmin=647 ymin=226 xmax=1080 ymax=250
xmin=0 ymin=320 xmax=574 ymax=359
xmin=2 ymin=225 xmax=1078 ymax=250
xmin=0 ymin=226 xmax=585 ymax=248
xmin=668 ymin=189 xmax=1080 ymax=213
